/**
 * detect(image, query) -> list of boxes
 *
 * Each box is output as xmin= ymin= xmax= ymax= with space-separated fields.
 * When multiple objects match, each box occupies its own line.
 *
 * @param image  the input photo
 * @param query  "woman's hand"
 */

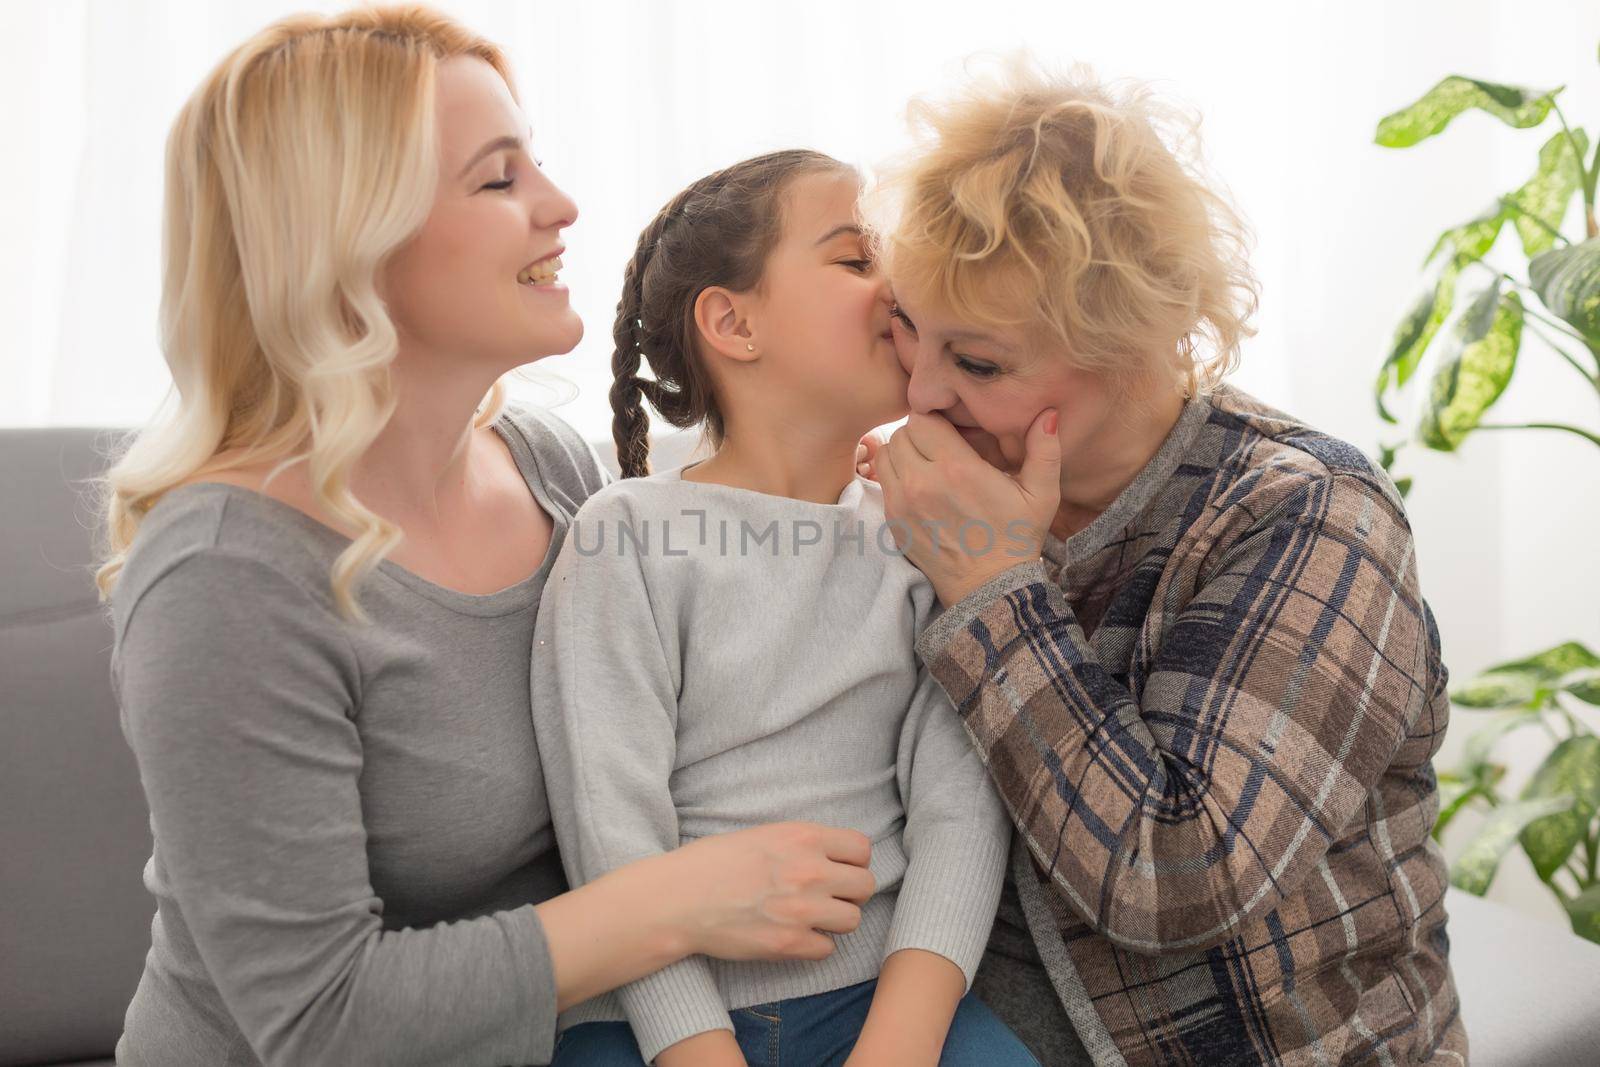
xmin=860 ymin=410 xmax=1061 ymax=607
xmin=661 ymin=822 xmax=876 ymax=962
xmin=540 ymin=823 xmax=872 ymax=1013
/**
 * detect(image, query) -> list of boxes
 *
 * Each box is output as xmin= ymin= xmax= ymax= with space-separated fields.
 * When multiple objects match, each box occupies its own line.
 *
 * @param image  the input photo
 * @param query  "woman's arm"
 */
xmin=538 ymin=821 xmax=876 ymax=1013
xmin=119 ymin=550 xmax=874 ymax=1067
xmin=117 ymin=552 xmax=564 ymax=1067
xmin=914 ymin=472 xmax=1440 ymax=953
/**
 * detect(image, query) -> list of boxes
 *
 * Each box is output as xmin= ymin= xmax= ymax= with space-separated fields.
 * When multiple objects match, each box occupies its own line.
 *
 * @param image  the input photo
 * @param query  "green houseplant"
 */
xmin=1373 ymin=63 xmax=1600 ymax=944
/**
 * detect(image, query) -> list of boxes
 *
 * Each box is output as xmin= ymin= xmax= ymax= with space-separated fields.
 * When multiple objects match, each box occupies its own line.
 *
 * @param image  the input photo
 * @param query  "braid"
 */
xmin=609 ymin=208 xmax=673 ymax=480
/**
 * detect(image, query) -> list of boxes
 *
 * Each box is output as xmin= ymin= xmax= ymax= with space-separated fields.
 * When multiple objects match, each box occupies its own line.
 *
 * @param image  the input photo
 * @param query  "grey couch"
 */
xmin=4 ymin=426 xmax=1598 ymax=1067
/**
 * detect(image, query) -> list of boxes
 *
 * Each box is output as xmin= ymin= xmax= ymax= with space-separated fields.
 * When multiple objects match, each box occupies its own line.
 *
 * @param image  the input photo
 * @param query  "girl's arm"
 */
xmin=846 ymin=949 xmax=966 ymax=1065
xmin=853 ymin=657 xmax=1011 ymax=1063
xmin=531 ymin=500 xmax=732 ymax=1060
xmin=656 ymin=1029 xmax=747 ymax=1067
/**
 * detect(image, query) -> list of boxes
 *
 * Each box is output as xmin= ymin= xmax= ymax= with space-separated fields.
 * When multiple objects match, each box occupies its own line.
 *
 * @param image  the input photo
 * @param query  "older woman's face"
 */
xmin=887 ymin=289 xmax=1113 ymax=473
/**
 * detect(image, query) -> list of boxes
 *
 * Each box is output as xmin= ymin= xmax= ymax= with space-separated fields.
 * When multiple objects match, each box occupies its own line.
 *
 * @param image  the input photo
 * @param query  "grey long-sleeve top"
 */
xmin=109 ymin=404 xmax=608 ymax=1067
xmin=530 ymin=466 xmax=1011 ymax=1062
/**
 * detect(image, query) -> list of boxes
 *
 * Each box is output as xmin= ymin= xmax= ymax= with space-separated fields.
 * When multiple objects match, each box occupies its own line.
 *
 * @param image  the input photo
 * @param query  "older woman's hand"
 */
xmin=861 ymin=409 xmax=1061 ymax=607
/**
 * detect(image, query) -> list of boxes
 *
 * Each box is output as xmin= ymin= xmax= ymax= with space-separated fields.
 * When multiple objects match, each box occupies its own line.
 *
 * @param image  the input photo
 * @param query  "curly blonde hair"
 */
xmin=868 ymin=55 xmax=1260 ymax=398
xmin=96 ymin=5 xmax=512 ymax=621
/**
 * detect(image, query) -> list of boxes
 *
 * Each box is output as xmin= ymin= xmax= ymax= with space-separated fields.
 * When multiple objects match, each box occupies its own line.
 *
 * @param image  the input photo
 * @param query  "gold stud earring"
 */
xmin=745 ymin=343 xmax=756 ymax=352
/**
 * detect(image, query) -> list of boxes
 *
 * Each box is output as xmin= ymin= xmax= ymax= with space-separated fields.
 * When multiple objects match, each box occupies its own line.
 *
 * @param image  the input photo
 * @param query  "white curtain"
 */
xmin=3 ymin=0 xmax=1598 ymax=918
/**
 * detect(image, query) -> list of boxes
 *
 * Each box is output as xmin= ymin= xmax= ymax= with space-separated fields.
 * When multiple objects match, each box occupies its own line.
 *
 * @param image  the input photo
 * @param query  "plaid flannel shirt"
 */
xmin=917 ymin=386 xmax=1467 ymax=1066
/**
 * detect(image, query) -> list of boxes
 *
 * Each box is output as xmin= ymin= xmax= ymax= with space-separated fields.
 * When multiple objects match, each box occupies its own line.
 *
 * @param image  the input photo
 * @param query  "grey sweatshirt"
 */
xmin=530 ymin=466 xmax=1011 ymax=1062
xmin=109 ymin=404 xmax=609 ymax=1067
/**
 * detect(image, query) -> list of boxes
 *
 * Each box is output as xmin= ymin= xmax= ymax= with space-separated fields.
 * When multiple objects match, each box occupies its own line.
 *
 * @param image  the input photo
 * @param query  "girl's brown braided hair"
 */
xmin=609 ymin=149 xmax=851 ymax=479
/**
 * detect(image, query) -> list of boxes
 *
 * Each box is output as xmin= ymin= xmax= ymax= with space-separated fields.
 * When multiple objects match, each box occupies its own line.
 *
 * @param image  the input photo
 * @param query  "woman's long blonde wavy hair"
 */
xmin=96 ymin=5 xmax=513 ymax=621
xmin=868 ymin=55 xmax=1260 ymax=400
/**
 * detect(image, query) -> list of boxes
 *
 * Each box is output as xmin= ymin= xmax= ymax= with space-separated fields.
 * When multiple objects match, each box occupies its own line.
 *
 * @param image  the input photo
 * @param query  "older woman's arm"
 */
xmin=914 ymin=470 xmax=1445 ymax=955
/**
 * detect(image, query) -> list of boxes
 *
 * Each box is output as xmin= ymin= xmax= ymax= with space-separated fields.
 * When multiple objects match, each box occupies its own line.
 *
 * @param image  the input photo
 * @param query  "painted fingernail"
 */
xmin=1044 ymin=410 xmax=1059 ymax=436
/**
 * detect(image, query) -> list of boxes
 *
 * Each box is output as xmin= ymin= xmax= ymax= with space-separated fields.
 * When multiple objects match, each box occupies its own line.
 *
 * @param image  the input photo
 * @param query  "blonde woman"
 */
xmin=98 ymin=8 xmax=875 ymax=1065
xmin=859 ymin=62 xmax=1467 ymax=1065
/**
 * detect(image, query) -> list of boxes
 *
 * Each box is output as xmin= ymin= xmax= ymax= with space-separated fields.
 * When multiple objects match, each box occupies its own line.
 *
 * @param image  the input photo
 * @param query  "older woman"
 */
xmin=861 ymin=62 xmax=1467 ymax=1066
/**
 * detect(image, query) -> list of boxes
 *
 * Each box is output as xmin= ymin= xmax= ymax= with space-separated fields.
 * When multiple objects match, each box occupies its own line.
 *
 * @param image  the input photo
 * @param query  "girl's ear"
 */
xmin=693 ymin=286 xmax=761 ymax=364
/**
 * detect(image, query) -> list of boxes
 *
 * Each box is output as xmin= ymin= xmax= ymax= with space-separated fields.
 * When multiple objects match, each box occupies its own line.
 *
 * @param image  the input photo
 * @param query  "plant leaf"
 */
xmin=1565 ymin=671 xmax=1600 ymax=706
xmin=1378 ymin=261 xmax=1461 ymax=424
xmin=1518 ymin=735 xmax=1600 ymax=880
xmin=1508 ymin=129 xmax=1590 ymax=257
xmin=1449 ymin=795 xmax=1574 ymax=895
xmin=1529 ymin=238 xmax=1600 ymax=345
xmin=1425 ymin=205 xmax=1510 ymax=267
xmin=1461 ymin=710 xmax=1538 ymax=769
xmin=1418 ymin=284 xmax=1524 ymax=450
xmin=1458 ymin=710 xmax=1542 ymax=789
xmin=1376 ymin=77 xmax=1561 ymax=148
xmin=1563 ymin=882 xmax=1600 ymax=945
xmin=1452 ymin=669 xmax=1541 ymax=709
xmin=1490 ymin=641 xmax=1600 ymax=680
xmin=1434 ymin=776 xmax=1483 ymax=840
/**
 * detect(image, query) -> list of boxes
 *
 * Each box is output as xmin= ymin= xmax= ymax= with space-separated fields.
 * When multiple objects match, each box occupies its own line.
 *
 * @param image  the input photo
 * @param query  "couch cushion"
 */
xmin=1447 ymin=886 xmax=1600 ymax=1065
xmin=1 ymin=429 xmax=150 ymax=1067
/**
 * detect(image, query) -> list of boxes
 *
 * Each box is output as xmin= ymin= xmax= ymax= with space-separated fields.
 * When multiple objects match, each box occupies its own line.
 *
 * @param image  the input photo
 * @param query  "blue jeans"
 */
xmin=549 ymin=978 xmax=1040 ymax=1066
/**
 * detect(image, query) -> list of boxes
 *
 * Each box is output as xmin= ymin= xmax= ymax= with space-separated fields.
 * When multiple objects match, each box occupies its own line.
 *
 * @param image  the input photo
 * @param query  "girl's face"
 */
xmin=745 ymin=171 xmax=908 ymax=436
xmin=887 ymin=289 xmax=1113 ymax=473
xmin=383 ymin=56 xmax=582 ymax=375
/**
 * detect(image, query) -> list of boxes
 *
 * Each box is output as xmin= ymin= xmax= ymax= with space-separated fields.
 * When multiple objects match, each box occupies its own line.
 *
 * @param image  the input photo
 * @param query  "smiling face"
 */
xmin=887 ymin=288 xmax=1116 ymax=473
xmin=741 ymin=170 xmax=908 ymax=437
xmin=382 ymin=56 xmax=582 ymax=376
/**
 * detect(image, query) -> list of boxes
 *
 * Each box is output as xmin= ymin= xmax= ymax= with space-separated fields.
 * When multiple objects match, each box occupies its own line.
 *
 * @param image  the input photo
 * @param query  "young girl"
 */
xmin=531 ymin=151 xmax=1040 ymax=1067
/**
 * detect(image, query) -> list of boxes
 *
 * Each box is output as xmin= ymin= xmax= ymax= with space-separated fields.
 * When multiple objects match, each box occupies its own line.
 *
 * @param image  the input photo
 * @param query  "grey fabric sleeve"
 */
xmin=531 ymin=503 xmax=734 ymax=1062
xmin=507 ymin=403 xmax=614 ymax=498
xmin=115 ymin=551 xmax=560 ymax=1067
xmin=884 ymin=664 xmax=1012 ymax=986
